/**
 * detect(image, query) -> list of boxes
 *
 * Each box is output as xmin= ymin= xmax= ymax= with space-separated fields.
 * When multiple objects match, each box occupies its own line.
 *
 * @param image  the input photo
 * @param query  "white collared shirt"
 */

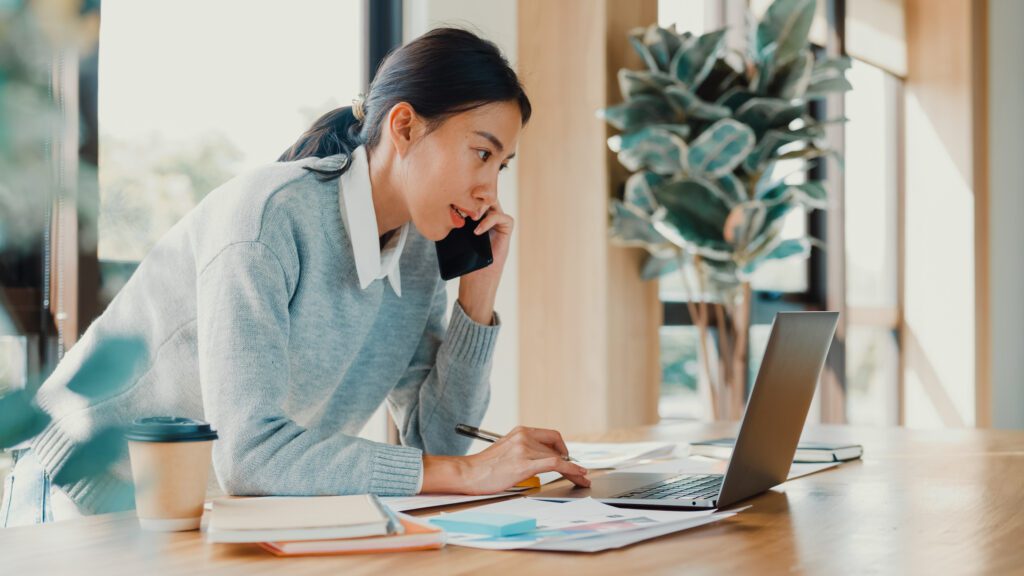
xmin=336 ymin=145 xmax=423 ymax=491
xmin=337 ymin=146 xmax=409 ymax=297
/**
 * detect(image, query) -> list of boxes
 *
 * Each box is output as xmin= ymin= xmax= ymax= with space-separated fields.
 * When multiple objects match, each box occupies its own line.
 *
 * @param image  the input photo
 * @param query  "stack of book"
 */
xmin=205 ymin=494 xmax=445 ymax=556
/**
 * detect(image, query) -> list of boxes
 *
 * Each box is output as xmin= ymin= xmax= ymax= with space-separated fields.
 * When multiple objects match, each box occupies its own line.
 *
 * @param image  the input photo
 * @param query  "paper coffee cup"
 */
xmin=125 ymin=416 xmax=218 ymax=532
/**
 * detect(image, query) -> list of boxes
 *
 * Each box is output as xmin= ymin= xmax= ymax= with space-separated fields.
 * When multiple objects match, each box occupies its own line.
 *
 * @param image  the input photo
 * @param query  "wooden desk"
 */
xmin=3 ymin=422 xmax=1023 ymax=575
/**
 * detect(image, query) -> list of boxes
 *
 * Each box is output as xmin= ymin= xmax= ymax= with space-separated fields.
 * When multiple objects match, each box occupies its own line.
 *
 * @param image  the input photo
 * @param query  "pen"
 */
xmin=455 ymin=423 xmax=579 ymax=463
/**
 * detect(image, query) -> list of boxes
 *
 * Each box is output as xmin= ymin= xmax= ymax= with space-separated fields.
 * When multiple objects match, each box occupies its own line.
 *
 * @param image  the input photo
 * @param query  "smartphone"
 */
xmin=435 ymin=217 xmax=493 ymax=280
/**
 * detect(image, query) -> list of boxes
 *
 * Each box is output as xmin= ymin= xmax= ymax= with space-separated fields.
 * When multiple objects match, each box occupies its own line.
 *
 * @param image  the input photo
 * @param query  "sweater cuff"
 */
xmin=369 ymin=443 xmax=423 ymax=496
xmin=447 ymin=300 xmax=501 ymax=365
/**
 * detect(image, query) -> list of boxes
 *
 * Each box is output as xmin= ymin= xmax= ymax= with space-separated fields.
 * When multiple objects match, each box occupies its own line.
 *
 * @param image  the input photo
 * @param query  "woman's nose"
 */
xmin=472 ymin=182 xmax=498 ymax=214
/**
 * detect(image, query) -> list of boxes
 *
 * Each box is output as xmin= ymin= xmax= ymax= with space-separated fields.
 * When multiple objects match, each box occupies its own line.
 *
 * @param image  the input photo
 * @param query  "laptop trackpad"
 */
xmin=534 ymin=472 xmax=679 ymax=501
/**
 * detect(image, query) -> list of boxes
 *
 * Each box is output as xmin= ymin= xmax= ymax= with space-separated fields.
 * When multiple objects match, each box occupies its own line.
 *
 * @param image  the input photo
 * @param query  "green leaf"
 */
xmin=628 ymin=28 xmax=661 ymax=72
xmin=652 ymin=178 xmax=732 ymax=249
xmin=743 ymin=126 xmax=823 ymax=173
xmin=734 ymin=98 xmax=805 ymax=138
xmin=810 ymin=56 xmax=852 ymax=86
xmin=618 ymin=69 xmax=676 ymax=101
xmin=609 ymin=200 xmax=671 ymax=248
xmin=646 ymin=26 xmax=683 ymax=72
xmin=52 ymin=426 xmax=128 ymax=487
xmin=687 ymin=118 xmax=756 ymax=178
xmin=742 ymin=237 xmax=811 ymax=275
xmin=716 ymin=172 xmax=749 ymax=204
xmin=756 ymin=0 xmax=817 ymax=66
xmin=641 ymin=253 xmax=681 ymax=280
xmin=788 ymin=180 xmax=828 ymax=209
xmin=716 ymin=88 xmax=756 ymax=112
xmin=764 ymin=237 xmax=811 ymax=260
xmin=665 ymin=85 xmax=731 ymax=122
xmin=599 ymin=95 xmax=676 ymax=131
xmin=770 ymin=49 xmax=813 ymax=99
xmin=671 ymin=29 xmax=727 ymax=86
xmin=0 ymin=390 xmax=51 ymax=449
xmin=806 ymin=76 xmax=854 ymax=98
xmin=65 ymin=337 xmax=147 ymax=400
xmin=624 ymin=171 xmax=663 ymax=215
xmin=608 ymin=126 xmax=688 ymax=174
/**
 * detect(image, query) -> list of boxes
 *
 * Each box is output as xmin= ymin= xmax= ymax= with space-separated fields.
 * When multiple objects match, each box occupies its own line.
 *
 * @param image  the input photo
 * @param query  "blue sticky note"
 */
xmin=429 ymin=511 xmax=537 ymax=536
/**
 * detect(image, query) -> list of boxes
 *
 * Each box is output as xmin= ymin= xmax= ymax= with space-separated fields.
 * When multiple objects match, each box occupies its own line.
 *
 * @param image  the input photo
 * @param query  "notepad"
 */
xmin=429 ymin=511 xmax=536 ymax=536
xmin=206 ymin=495 xmax=391 ymax=544
xmin=689 ymin=438 xmax=864 ymax=463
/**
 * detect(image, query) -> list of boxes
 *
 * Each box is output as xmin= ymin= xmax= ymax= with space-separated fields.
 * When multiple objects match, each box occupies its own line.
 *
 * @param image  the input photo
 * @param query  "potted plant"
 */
xmin=601 ymin=0 xmax=851 ymax=420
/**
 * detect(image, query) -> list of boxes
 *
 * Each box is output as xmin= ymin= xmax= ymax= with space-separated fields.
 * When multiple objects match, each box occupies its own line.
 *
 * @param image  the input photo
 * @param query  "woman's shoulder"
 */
xmin=187 ymin=158 xmax=339 ymax=262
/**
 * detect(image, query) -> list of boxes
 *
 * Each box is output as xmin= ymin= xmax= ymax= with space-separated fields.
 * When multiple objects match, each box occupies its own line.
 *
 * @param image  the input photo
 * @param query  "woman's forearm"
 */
xmin=420 ymin=455 xmax=470 ymax=494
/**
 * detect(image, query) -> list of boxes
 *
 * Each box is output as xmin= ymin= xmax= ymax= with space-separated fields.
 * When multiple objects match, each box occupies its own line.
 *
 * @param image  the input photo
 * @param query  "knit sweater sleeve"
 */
xmin=386 ymin=280 xmax=500 ymax=456
xmin=197 ymin=241 xmax=422 ymax=496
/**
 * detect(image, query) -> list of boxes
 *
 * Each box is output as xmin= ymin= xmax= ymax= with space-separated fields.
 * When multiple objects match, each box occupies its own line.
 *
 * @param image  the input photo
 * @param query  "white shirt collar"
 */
xmin=338 ymin=145 xmax=408 ymax=297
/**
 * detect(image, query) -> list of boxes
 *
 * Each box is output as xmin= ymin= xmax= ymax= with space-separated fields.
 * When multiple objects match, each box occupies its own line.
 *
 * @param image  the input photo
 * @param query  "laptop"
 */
xmin=535 ymin=311 xmax=839 ymax=510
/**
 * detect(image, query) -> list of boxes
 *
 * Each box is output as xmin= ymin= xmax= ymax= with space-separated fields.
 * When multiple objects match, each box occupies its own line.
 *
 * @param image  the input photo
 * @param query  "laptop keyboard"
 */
xmin=616 ymin=474 xmax=724 ymax=501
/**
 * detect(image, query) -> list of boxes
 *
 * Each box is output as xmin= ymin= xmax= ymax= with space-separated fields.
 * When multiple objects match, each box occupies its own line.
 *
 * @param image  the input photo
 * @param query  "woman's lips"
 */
xmin=450 ymin=205 xmax=466 ymax=228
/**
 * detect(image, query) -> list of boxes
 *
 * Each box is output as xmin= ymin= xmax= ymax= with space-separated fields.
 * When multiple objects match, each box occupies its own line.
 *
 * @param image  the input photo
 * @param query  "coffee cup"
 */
xmin=125 ymin=416 xmax=218 ymax=532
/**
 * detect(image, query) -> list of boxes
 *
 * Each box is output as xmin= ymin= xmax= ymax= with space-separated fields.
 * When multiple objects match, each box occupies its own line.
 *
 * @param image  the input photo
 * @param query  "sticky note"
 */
xmin=429 ymin=511 xmax=536 ymax=536
xmin=513 ymin=476 xmax=542 ymax=489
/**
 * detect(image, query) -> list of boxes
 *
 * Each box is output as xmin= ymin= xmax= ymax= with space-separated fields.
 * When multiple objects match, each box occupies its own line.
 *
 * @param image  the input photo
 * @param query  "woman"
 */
xmin=1 ymin=27 xmax=589 ymax=527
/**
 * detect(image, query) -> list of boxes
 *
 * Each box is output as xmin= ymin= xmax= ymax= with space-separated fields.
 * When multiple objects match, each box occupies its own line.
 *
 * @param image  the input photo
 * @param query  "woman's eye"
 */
xmin=477 ymin=149 xmax=491 ymax=162
xmin=499 ymin=163 xmax=509 ymax=172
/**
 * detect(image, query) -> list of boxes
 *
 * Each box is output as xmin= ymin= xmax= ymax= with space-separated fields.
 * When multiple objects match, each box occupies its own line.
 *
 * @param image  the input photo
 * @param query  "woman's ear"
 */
xmin=387 ymin=102 xmax=423 ymax=158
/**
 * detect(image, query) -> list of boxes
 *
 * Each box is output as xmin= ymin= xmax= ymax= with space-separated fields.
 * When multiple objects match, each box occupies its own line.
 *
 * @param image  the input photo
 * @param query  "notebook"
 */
xmin=259 ymin=514 xmax=445 ymax=556
xmin=689 ymin=438 xmax=864 ymax=463
xmin=206 ymin=495 xmax=392 ymax=544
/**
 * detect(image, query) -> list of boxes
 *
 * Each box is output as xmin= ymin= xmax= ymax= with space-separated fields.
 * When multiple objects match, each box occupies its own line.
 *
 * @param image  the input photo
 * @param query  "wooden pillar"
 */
xmin=517 ymin=0 xmax=661 ymax=435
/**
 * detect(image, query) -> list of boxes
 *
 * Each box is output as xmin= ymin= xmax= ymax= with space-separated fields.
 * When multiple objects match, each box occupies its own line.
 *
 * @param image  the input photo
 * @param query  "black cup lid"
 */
xmin=124 ymin=416 xmax=218 ymax=443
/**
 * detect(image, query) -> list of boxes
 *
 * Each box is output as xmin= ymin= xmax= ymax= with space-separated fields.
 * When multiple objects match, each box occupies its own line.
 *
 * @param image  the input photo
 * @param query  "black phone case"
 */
xmin=435 ymin=217 xmax=494 ymax=280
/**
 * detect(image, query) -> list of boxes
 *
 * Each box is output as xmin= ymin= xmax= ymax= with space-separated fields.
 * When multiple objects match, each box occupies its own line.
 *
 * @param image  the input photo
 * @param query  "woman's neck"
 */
xmin=365 ymin=145 xmax=410 ymax=238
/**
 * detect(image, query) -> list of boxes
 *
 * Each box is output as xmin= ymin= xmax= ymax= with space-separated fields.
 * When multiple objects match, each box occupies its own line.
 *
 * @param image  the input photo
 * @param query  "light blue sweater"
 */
xmin=31 ymin=154 xmax=499 ymax=514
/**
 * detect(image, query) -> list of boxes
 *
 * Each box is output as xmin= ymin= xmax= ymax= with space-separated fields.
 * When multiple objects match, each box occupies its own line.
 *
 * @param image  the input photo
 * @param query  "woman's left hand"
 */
xmin=457 ymin=200 xmax=513 ymax=325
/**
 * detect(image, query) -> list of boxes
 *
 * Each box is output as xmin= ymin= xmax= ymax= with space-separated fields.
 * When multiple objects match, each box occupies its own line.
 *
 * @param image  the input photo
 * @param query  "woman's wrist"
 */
xmin=457 ymin=285 xmax=497 ymax=325
xmin=420 ymin=454 xmax=470 ymax=494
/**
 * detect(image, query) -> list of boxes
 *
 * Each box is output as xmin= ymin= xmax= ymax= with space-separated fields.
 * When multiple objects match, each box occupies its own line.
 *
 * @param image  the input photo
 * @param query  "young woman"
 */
xmin=1 ymin=27 xmax=589 ymax=527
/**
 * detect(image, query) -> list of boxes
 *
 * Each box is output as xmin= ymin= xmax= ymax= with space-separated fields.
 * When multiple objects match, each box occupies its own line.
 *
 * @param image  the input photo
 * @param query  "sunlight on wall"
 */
xmin=903 ymin=90 xmax=975 ymax=428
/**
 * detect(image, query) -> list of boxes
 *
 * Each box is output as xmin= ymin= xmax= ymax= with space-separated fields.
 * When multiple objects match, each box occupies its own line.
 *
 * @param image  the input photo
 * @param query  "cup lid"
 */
xmin=124 ymin=416 xmax=218 ymax=443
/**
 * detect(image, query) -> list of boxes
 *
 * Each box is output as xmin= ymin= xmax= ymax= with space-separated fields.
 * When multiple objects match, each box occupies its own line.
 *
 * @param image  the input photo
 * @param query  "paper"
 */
xmin=431 ymin=497 xmax=736 ymax=552
xmin=621 ymin=455 xmax=838 ymax=480
xmin=566 ymin=441 xmax=678 ymax=469
xmin=380 ymin=492 xmax=516 ymax=512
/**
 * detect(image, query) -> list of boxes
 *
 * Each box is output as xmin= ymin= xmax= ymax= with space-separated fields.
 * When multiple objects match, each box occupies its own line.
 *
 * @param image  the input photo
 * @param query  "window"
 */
xmin=843 ymin=59 xmax=901 ymax=426
xmin=97 ymin=0 xmax=366 ymax=298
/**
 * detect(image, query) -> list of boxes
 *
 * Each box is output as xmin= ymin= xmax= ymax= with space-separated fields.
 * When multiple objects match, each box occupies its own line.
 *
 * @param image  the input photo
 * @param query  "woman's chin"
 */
xmin=419 ymin=221 xmax=452 ymax=243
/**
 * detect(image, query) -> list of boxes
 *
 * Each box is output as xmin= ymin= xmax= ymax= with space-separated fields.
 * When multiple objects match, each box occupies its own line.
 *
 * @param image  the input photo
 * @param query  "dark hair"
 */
xmin=278 ymin=27 xmax=532 ymax=180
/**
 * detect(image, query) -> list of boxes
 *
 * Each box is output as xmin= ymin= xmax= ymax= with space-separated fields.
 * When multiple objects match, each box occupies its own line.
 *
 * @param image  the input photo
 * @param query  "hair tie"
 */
xmin=352 ymin=95 xmax=366 ymax=122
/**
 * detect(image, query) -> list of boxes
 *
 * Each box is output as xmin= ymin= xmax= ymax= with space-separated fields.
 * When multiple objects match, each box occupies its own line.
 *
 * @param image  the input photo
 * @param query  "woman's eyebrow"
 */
xmin=474 ymin=130 xmax=504 ymax=153
xmin=473 ymin=130 xmax=516 ymax=160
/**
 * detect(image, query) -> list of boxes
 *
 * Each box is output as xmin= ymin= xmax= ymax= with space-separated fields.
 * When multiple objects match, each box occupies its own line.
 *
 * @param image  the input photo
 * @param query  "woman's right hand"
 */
xmin=420 ymin=426 xmax=591 ymax=495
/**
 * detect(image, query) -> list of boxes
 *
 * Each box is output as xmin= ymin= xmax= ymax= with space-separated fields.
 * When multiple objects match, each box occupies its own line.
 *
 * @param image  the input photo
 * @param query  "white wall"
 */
xmin=988 ymin=0 xmax=1024 ymax=429
xmin=405 ymin=0 xmax=521 ymax=439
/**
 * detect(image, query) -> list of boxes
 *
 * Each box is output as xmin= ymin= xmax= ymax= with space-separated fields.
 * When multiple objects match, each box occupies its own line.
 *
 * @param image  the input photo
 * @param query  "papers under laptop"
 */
xmin=534 ymin=312 xmax=840 ymax=511
xmin=566 ymin=441 xmax=677 ymax=469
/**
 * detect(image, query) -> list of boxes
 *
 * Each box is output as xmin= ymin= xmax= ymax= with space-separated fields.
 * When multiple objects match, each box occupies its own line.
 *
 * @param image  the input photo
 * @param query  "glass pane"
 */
xmin=659 ymin=325 xmax=703 ymax=419
xmin=846 ymin=326 xmax=899 ymax=426
xmin=98 ymin=0 xmax=365 ymax=263
xmin=659 ymin=0 xmax=706 ymax=33
xmin=844 ymin=59 xmax=898 ymax=309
